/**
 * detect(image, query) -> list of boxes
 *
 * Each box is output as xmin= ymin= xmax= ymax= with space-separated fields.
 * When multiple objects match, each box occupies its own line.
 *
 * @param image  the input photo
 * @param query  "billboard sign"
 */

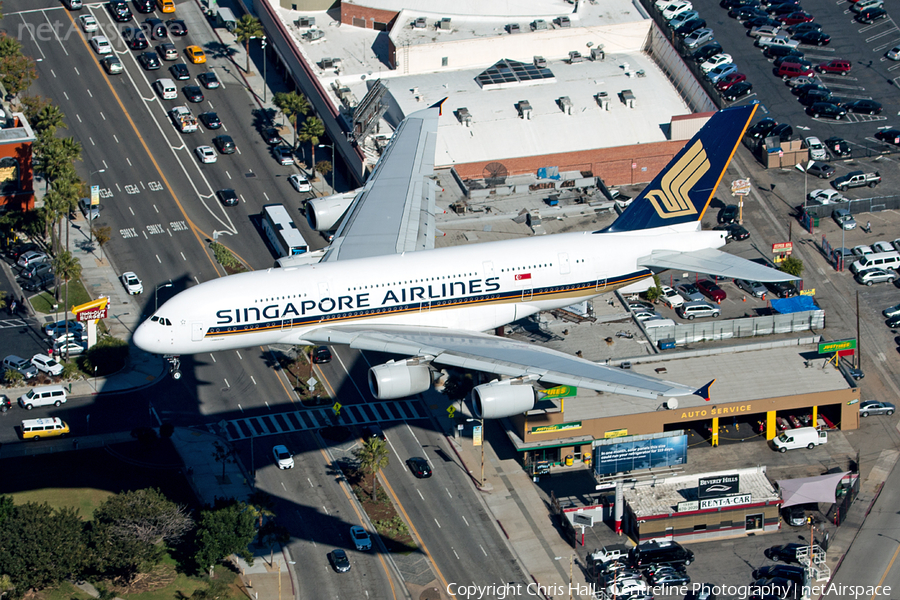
xmin=593 ymin=431 xmax=687 ymax=476
xmin=698 ymin=474 xmax=740 ymax=499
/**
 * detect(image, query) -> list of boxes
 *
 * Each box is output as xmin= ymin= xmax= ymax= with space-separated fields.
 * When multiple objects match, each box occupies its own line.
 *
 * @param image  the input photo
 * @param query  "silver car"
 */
xmin=735 ymin=278 xmax=766 ymax=298
xmin=676 ymin=282 xmax=704 ymax=301
xmin=856 ymin=267 xmax=897 ymax=286
xmin=883 ymin=302 xmax=900 ymax=318
xmin=860 ymin=400 xmax=895 ymax=417
xmin=684 ymin=27 xmax=715 ymax=48
xmin=832 ymin=209 xmax=856 ymax=230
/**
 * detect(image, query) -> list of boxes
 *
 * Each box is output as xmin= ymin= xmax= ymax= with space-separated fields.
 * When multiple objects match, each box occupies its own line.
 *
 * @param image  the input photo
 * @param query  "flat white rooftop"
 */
xmin=266 ymin=0 xmax=690 ymax=167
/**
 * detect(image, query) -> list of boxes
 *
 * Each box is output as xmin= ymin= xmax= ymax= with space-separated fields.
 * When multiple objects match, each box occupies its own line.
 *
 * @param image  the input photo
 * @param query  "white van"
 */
xmin=154 ymin=78 xmax=177 ymax=100
xmin=850 ymin=251 xmax=900 ymax=274
xmin=643 ymin=318 xmax=676 ymax=329
xmin=772 ymin=427 xmax=827 ymax=452
xmin=18 ymin=385 xmax=67 ymax=410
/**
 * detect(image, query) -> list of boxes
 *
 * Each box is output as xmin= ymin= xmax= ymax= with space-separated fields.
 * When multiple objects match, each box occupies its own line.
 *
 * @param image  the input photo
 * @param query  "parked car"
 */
xmin=806 ymin=162 xmax=834 ymax=179
xmin=857 ymin=6 xmax=888 ymax=22
xmin=45 ymin=320 xmax=85 ymax=338
xmin=884 ymin=302 xmax=900 ymax=318
xmin=274 ymin=146 xmax=294 ymax=165
xmin=289 ymin=174 xmax=311 ymax=193
xmin=722 ymin=81 xmax=753 ymax=101
xmin=683 ymin=27 xmax=715 ymax=48
xmin=746 ymin=118 xmax=778 ymax=138
xmin=765 ymin=280 xmax=799 ymax=297
xmin=843 ymin=99 xmax=882 ymax=115
xmin=735 ymin=278 xmax=767 ymax=297
xmin=807 ymin=102 xmax=846 ymax=120
xmin=676 ymin=282 xmax=705 ymax=301
xmin=764 ymin=544 xmax=804 ymax=562
xmin=718 ymin=205 xmax=739 ymax=224
xmin=832 ymin=209 xmax=856 ymax=230
xmin=794 ymin=30 xmax=830 ymax=45
xmin=818 ymin=59 xmax=852 ymax=75
xmin=697 ymin=279 xmax=726 ymax=302
xmin=855 ymin=267 xmax=897 ymax=286
xmin=825 ymin=136 xmax=851 ymax=157
xmin=31 ymin=354 xmax=63 ymax=377
xmin=706 ymin=63 xmax=739 ymax=83
xmin=120 ymin=271 xmax=143 ymax=294
xmin=807 ymin=189 xmax=844 ymax=204
xmin=660 ymin=285 xmax=685 ymax=308
xmin=693 ymin=42 xmax=723 ymax=63
xmin=18 ymin=250 xmax=48 ymax=269
xmin=716 ymin=72 xmax=747 ymax=91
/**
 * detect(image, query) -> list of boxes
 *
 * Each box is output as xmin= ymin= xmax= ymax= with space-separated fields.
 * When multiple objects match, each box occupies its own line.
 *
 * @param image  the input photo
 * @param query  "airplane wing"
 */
xmin=322 ymin=103 xmax=441 ymax=262
xmin=638 ymin=248 xmax=800 ymax=281
xmin=305 ymin=324 xmax=708 ymax=400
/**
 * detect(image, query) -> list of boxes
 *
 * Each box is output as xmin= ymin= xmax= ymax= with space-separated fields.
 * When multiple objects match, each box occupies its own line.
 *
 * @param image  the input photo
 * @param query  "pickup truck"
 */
xmin=755 ymin=35 xmax=800 ymax=49
xmin=833 ymin=170 xmax=880 ymax=191
xmin=169 ymin=106 xmax=198 ymax=133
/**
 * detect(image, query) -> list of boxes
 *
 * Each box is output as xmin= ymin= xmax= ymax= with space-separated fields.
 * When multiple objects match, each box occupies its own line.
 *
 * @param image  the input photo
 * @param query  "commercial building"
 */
xmin=249 ymin=0 xmax=716 ymax=189
xmin=504 ymin=339 xmax=859 ymax=468
xmin=0 ymin=90 xmax=35 ymax=211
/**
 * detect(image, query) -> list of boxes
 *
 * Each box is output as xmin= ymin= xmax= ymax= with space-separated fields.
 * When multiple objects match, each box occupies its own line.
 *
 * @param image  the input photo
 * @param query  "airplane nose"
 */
xmin=132 ymin=319 xmax=155 ymax=353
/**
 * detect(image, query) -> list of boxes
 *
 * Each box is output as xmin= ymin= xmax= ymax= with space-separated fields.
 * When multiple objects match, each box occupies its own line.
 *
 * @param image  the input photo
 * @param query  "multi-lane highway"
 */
xmin=3 ymin=2 xmax=530 ymax=597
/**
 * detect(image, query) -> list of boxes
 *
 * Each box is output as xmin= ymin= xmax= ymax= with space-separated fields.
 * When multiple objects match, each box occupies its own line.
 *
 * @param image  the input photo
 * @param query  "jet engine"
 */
xmin=368 ymin=360 xmax=433 ymax=400
xmin=472 ymin=381 xmax=536 ymax=419
xmin=306 ymin=190 xmax=358 ymax=231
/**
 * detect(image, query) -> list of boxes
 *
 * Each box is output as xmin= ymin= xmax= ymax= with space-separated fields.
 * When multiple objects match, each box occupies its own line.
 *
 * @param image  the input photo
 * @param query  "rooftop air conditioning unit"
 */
xmin=534 ymin=56 xmax=547 ymax=68
xmin=413 ymin=17 xmax=427 ymax=28
xmin=305 ymin=29 xmax=324 ymax=42
xmin=439 ymin=18 xmax=452 ymax=30
xmin=532 ymin=19 xmax=548 ymax=31
xmin=568 ymin=51 xmax=583 ymax=63
xmin=457 ymin=107 xmax=472 ymax=126
xmin=507 ymin=23 xmax=521 ymax=33
xmin=591 ymin=47 xmax=605 ymax=61
xmin=296 ymin=16 xmax=315 ymax=28
xmin=321 ymin=57 xmax=334 ymax=69
xmin=557 ymin=16 xmax=572 ymax=27
xmin=518 ymin=100 xmax=533 ymax=120
xmin=559 ymin=96 xmax=573 ymax=115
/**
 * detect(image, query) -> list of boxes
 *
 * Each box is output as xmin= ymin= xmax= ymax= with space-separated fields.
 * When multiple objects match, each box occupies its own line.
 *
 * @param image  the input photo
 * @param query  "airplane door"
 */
xmin=191 ymin=322 xmax=204 ymax=341
xmin=558 ymin=253 xmax=570 ymax=275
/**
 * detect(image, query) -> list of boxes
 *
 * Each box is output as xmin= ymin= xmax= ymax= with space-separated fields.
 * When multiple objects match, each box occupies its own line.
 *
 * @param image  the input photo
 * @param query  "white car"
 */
xmin=288 ymin=174 xmax=311 ymax=192
xmin=700 ymin=54 xmax=733 ymax=73
xmin=54 ymin=341 xmax=87 ymax=356
xmin=195 ymin=145 xmax=217 ymax=164
xmin=749 ymin=25 xmax=781 ymax=38
xmin=121 ymin=271 xmax=143 ymax=295
xmin=633 ymin=310 xmax=661 ymax=322
xmin=79 ymin=15 xmax=98 ymax=33
xmin=787 ymin=75 xmax=820 ymax=88
xmin=660 ymin=285 xmax=685 ymax=308
xmin=806 ymin=189 xmax=844 ymax=204
xmin=90 ymin=35 xmax=112 ymax=55
xmin=804 ymin=136 xmax=826 ymax=160
xmin=852 ymin=244 xmax=873 ymax=256
xmin=31 ymin=354 xmax=64 ymax=377
xmin=872 ymin=240 xmax=894 ymax=253
xmin=662 ymin=1 xmax=693 ymax=20
xmin=273 ymin=444 xmax=294 ymax=469
xmin=888 ymin=45 xmax=900 ymax=60
xmin=607 ymin=578 xmax=649 ymax=597
xmin=349 ymin=525 xmax=372 ymax=551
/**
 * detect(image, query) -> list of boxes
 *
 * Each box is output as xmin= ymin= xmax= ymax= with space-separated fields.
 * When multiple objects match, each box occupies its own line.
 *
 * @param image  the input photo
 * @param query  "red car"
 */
xmin=696 ymin=279 xmax=727 ymax=302
xmin=716 ymin=72 xmax=747 ymax=91
xmin=778 ymin=11 xmax=813 ymax=24
xmin=817 ymin=59 xmax=851 ymax=75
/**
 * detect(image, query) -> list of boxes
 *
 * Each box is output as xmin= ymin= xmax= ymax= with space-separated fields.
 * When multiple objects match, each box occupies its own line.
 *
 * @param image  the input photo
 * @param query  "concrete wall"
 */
xmin=645 ymin=22 xmax=716 ymax=114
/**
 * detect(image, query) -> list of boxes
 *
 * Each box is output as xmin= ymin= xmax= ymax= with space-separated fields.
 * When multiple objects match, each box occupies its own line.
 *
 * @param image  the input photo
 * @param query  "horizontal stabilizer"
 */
xmin=638 ymin=248 xmax=799 ymax=282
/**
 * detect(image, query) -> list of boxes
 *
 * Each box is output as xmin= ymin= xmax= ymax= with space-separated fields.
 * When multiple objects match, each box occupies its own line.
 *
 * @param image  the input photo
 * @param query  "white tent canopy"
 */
xmin=776 ymin=472 xmax=850 ymax=507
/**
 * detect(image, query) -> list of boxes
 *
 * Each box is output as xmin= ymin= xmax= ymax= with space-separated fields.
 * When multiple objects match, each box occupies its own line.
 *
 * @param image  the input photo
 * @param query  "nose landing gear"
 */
xmin=164 ymin=355 xmax=182 ymax=380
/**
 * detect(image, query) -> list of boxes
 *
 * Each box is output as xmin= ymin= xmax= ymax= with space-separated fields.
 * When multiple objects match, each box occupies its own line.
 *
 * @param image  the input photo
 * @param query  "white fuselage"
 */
xmin=133 ymin=224 xmax=726 ymax=355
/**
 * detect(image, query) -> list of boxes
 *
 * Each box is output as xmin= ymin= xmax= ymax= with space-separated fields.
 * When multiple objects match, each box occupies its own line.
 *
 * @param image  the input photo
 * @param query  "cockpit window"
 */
xmin=150 ymin=316 xmax=159 ymax=322
xmin=150 ymin=315 xmax=172 ymax=326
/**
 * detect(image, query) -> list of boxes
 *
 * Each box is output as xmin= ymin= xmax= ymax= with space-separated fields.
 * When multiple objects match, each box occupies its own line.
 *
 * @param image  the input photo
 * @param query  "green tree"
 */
xmin=272 ymin=91 xmax=309 ymax=149
xmin=0 ymin=35 xmax=21 ymax=59
xmin=88 ymin=489 xmax=193 ymax=583
xmin=31 ymin=104 xmax=66 ymax=136
xmin=780 ymin=256 xmax=803 ymax=277
xmin=93 ymin=225 xmax=111 ymax=261
xmin=232 ymin=15 xmax=263 ymax=73
xmin=643 ymin=274 xmax=663 ymax=303
xmin=298 ymin=117 xmax=325 ymax=171
xmin=354 ymin=437 xmax=390 ymax=497
xmin=38 ymin=136 xmax=82 ymax=182
xmin=194 ymin=500 xmax=256 ymax=574
xmin=246 ymin=490 xmax=275 ymax=529
xmin=51 ymin=250 xmax=81 ymax=355
xmin=315 ymin=160 xmax=333 ymax=187
xmin=211 ymin=441 xmax=235 ymax=482
xmin=257 ymin=521 xmax=289 ymax=565
xmin=0 ymin=54 xmax=37 ymax=97
xmin=19 ymin=95 xmax=50 ymax=124
xmin=0 ymin=502 xmax=86 ymax=595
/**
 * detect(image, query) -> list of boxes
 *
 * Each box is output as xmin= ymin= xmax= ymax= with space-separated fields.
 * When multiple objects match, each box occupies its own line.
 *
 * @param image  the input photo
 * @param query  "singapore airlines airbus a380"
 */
xmin=134 ymin=101 xmax=795 ymax=419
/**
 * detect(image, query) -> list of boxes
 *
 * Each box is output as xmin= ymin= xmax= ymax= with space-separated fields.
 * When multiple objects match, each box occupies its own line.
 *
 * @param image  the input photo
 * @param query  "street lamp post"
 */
xmin=318 ymin=143 xmax=334 ymax=193
xmin=261 ymin=36 xmax=267 ymax=102
xmin=88 ymin=169 xmax=106 ymax=249
xmin=155 ymin=282 xmax=173 ymax=312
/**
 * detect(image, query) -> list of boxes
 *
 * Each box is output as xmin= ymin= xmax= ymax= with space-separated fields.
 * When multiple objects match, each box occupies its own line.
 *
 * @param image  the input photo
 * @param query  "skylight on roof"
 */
xmin=475 ymin=58 xmax=555 ymax=90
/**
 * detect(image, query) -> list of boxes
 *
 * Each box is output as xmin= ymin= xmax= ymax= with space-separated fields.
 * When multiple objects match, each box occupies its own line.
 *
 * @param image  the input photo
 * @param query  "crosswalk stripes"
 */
xmin=207 ymin=399 xmax=428 ymax=441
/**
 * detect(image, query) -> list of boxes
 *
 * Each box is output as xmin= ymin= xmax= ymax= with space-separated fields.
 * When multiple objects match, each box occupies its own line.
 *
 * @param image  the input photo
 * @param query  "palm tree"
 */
xmin=298 ymin=117 xmax=325 ymax=173
xmin=233 ymin=15 xmax=263 ymax=73
xmin=38 ymin=136 xmax=82 ymax=182
xmin=31 ymin=104 xmax=66 ymax=135
xmin=246 ymin=490 xmax=275 ymax=529
xmin=354 ymin=437 xmax=390 ymax=497
xmin=51 ymin=250 xmax=81 ymax=358
xmin=273 ymin=91 xmax=309 ymax=149
xmin=41 ymin=186 xmax=69 ymax=253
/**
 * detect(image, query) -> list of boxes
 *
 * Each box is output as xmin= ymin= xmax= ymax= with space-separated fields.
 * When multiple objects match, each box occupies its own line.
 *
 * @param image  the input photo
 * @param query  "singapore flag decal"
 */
xmin=515 ymin=273 xmax=532 ymax=281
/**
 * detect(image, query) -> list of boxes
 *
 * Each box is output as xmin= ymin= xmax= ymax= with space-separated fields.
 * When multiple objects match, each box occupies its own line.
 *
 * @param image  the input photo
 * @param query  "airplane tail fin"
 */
xmin=694 ymin=379 xmax=716 ymax=402
xmin=605 ymin=104 xmax=758 ymax=233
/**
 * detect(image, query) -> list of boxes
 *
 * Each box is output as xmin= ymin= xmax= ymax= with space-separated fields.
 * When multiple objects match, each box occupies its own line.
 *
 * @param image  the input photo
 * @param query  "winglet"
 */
xmin=694 ymin=379 xmax=715 ymax=402
xmin=430 ymin=97 xmax=448 ymax=115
